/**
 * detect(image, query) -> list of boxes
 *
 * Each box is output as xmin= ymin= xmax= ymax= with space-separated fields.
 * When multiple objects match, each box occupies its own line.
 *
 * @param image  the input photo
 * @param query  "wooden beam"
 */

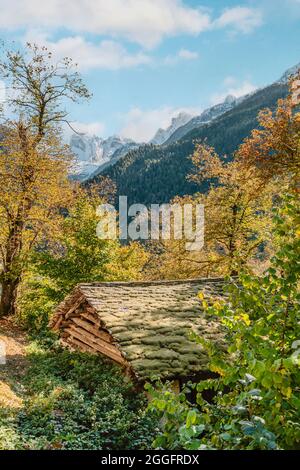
xmin=65 ymin=327 xmax=126 ymax=365
xmin=80 ymin=311 xmax=101 ymax=326
xmin=65 ymin=295 xmax=85 ymax=319
xmin=52 ymin=315 xmax=63 ymax=331
xmin=65 ymin=337 xmax=96 ymax=354
xmin=71 ymin=318 xmax=112 ymax=343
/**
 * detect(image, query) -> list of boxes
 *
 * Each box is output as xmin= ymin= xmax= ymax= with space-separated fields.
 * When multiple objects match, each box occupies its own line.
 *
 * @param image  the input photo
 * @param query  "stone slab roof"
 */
xmin=60 ymin=278 xmax=227 ymax=381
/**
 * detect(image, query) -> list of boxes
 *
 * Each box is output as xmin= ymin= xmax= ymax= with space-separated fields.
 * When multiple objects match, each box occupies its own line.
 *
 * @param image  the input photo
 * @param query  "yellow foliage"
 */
xmin=0 ymin=123 xmax=74 ymax=265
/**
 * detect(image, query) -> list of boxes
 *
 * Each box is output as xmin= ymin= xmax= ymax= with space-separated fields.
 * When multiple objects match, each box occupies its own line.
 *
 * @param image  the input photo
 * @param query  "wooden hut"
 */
xmin=50 ymin=278 xmax=226 ymax=385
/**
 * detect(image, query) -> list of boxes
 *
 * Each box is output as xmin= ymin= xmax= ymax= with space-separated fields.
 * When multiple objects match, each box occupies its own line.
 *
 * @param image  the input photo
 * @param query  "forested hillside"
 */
xmin=92 ymin=83 xmax=288 ymax=206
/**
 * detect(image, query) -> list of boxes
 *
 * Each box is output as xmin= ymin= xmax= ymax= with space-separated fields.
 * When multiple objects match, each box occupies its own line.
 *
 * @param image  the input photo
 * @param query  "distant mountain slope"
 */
xmin=90 ymin=83 xmax=288 ymax=206
xmin=277 ymin=62 xmax=300 ymax=84
xmin=150 ymin=111 xmax=192 ymax=145
xmin=74 ymin=98 xmax=240 ymax=180
xmin=88 ymin=139 xmax=140 ymax=180
xmin=165 ymin=94 xmax=246 ymax=145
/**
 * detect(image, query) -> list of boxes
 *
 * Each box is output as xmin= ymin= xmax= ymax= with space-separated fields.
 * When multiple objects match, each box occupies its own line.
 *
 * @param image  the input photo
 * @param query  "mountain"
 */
xmin=150 ymin=112 xmax=193 ymax=145
xmin=70 ymin=111 xmax=193 ymax=180
xmin=88 ymin=139 xmax=141 ymax=179
xmin=72 ymin=95 xmax=248 ymax=179
xmin=277 ymin=62 xmax=300 ymax=84
xmin=89 ymin=82 xmax=288 ymax=207
xmin=70 ymin=133 xmax=140 ymax=180
xmin=165 ymin=94 xmax=249 ymax=145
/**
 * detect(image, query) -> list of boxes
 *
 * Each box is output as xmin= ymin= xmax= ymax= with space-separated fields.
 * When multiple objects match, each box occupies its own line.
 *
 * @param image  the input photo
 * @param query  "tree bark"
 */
xmin=0 ymin=277 xmax=20 ymax=317
xmin=0 ymin=222 xmax=23 ymax=317
xmin=0 ymin=200 xmax=26 ymax=318
xmin=0 ymin=123 xmax=34 ymax=317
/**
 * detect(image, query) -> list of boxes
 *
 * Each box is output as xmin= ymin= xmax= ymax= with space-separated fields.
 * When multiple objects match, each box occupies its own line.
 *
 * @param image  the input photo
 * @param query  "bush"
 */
xmin=148 ymin=194 xmax=300 ymax=450
xmin=0 ymin=339 xmax=158 ymax=450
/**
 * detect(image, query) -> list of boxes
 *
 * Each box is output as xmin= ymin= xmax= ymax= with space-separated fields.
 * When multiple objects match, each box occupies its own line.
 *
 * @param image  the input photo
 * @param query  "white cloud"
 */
xmin=164 ymin=48 xmax=199 ymax=65
xmin=178 ymin=48 xmax=199 ymax=60
xmin=0 ymin=2 xmax=263 ymax=49
xmin=23 ymin=31 xmax=151 ymax=70
xmin=120 ymin=106 xmax=199 ymax=142
xmin=214 ymin=6 xmax=263 ymax=33
xmin=25 ymin=32 xmax=201 ymax=71
xmin=71 ymin=121 xmax=106 ymax=136
xmin=0 ymin=0 xmax=211 ymax=49
xmin=63 ymin=121 xmax=106 ymax=141
xmin=211 ymin=77 xmax=257 ymax=104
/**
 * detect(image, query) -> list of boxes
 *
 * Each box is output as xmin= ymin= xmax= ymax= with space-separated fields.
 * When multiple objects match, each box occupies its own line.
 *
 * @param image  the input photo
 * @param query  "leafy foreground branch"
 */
xmin=0 ymin=337 xmax=157 ymax=450
xmin=148 ymin=194 xmax=300 ymax=450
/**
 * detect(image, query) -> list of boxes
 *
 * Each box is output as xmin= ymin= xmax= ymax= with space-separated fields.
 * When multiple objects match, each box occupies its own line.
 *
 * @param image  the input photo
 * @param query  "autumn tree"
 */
xmin=19 ymin=185 xmax=149 ymax=331
xmin=148 ymin=144 xmax=279 ymax=280
xmin=191 ymin=144 xmax=281 ymax=275
xmin=31 ymin=184 xmax=148 ymax=296
xmin=236 ymin=73 xmax=300 ymax=188
xmin=0 ymin=43 xmax=90 ymax=316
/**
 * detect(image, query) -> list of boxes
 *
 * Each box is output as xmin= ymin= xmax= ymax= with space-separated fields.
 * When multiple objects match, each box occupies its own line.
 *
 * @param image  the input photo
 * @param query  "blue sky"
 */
xmin=0 ymin=0 xmax=299 ymax=142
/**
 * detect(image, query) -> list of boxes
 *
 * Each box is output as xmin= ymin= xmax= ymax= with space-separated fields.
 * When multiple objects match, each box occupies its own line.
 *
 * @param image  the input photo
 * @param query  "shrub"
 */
xmin=0 ymin=339 xmax=158 ymax=450
xmin=148 ymin=194 xmax=300 ymax=450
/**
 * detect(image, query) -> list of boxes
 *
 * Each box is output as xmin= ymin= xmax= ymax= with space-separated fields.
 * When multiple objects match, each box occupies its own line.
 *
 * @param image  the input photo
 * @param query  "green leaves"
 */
xmin=0 ymin=344 xmax=157 ymax=450
xmin=186 ymin=409 xmax=199 ymax=427
xmin=148 ymin=194 xmax=300 ymax=450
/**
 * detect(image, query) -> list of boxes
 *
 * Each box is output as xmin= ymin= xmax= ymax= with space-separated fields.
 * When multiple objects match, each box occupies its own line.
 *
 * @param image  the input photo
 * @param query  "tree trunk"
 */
xmin=0 ymin=124 xmax=35 ymax=317
xmin=0 ymin=277 xmax=20 ymax=317
xmin=0 ymin=212 xmax=24 ymax=318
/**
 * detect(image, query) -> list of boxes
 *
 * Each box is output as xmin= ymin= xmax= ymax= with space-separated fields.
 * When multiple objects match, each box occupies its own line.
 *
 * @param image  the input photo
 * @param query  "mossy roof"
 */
xmin=58 ymin=278 xmax=227 ymax=381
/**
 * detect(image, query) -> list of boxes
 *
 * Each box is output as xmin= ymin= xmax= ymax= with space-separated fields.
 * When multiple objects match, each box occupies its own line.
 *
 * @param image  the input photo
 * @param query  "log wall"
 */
xmin=51 ymin=296 xmax=128 ymax=367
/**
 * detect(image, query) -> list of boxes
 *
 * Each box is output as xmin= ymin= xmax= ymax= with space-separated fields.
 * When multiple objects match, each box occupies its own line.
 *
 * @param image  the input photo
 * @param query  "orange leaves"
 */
xmin=236 ymin=89 xmax=300 ymax=186
xmin=189 ymin=143 xmax=224 ymax=185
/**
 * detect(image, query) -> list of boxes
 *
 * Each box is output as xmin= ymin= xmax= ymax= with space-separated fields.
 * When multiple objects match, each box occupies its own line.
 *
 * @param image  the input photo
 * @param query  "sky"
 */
xmin=0 ymin=0 xmax=299 ymax=142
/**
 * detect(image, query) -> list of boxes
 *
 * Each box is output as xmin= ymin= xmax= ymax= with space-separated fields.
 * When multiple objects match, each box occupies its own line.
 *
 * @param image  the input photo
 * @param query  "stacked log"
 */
xmin=51 ymin=293 xmax=127 ymax=366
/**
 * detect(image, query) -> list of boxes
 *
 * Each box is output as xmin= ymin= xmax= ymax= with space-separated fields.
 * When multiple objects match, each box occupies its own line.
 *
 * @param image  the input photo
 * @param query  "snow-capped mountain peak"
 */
xmin=70 ymin=133 xmax=139 ymax=181
xmin=150 ymin=111 xmax=193 ymax=145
